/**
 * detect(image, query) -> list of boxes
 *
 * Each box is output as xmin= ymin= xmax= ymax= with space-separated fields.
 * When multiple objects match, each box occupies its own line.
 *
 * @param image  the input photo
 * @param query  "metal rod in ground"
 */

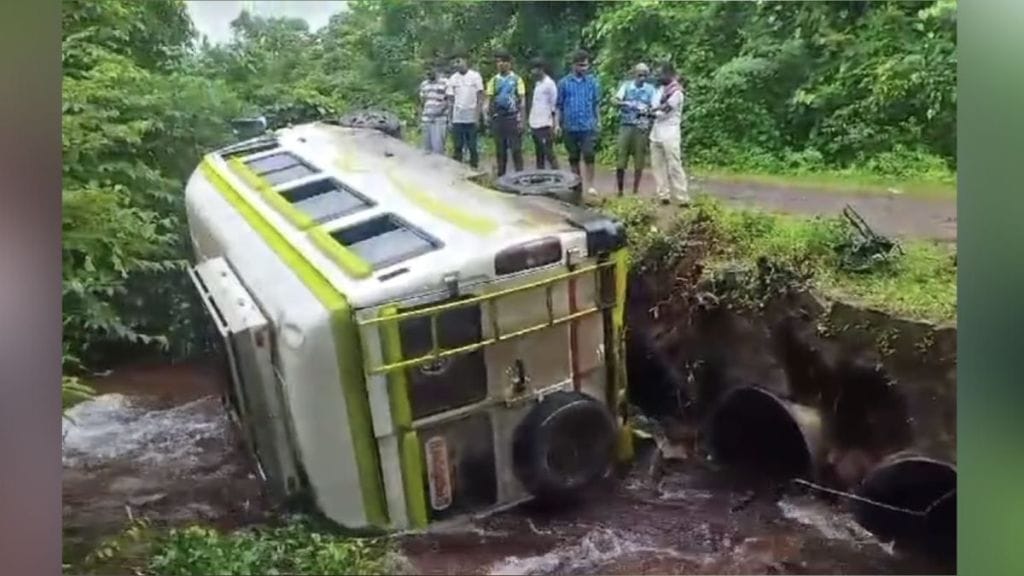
xmin=789 ymin=478 xmax=925 ymax=517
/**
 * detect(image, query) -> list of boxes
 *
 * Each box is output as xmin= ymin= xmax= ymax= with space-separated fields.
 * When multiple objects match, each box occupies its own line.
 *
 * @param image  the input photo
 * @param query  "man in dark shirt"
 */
xmin=556 ymin=49 xmax=601 ymax=196
xmin=485 ymin=50 xmax=526 ymax=176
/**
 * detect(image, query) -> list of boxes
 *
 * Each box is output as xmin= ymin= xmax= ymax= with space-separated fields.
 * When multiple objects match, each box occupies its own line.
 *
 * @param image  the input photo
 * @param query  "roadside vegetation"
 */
xmin=66 ymin=517 xmax=395 ymax=576
xmin=604 ymin=196 xmax=956 ymax=324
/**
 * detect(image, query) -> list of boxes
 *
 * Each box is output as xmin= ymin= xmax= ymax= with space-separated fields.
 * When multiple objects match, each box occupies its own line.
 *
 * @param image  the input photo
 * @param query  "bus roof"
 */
xmin=202 ymin=122 xmax=599 ymax=309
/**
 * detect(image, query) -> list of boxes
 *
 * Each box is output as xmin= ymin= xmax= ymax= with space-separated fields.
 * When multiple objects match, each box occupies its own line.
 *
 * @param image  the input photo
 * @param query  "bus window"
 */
xmin=279 ymin=178 xmax=374 ymax=224
xmin=244 ymin=151 xmax=320 ymax=186
xmin=329 ymin=214 xmax=440 ymax=270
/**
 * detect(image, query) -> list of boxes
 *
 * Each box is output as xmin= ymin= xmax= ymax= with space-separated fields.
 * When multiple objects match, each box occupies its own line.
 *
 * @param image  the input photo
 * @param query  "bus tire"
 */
xmin=495 ymin=169 xmax=582 ymax=205
xmin=513 ymin=390 xmax=616 ymax=502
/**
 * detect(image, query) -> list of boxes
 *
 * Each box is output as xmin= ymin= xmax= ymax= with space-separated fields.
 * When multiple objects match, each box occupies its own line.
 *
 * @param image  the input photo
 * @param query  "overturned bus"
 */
xmin=184 ymin=120 xmax=633 ymax=531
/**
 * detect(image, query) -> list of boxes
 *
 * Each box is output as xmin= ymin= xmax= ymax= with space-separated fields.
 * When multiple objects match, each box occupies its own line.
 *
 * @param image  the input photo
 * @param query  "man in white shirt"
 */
xmin=528 ymin=58 xmax=559 ymax=169
xmin=649 ymin=62 xmax=690 ymax=205
xmin=446 ymin=56 xmax=485 ymax=169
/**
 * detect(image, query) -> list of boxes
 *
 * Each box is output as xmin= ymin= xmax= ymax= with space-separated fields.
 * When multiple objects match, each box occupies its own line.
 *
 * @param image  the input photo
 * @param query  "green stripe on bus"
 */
xmin=231 ymin=153 xmax=387 ymax=281
xmin=379 ymin=306 xmax=429 ymax=529
xmin=200 ymin=157 xmax=389 ymax=528
xmin=227 ymin=158 xmax=317 ymax=230
xmin=308 ymin=227 xmax=374 ymax=279
xmin=400 ymin=431 xmax=429 ymax=529
xmin=385 ymin=169 xmax=499 ymax=236
xmin=612 ymin=248 xmax=633 ymax=462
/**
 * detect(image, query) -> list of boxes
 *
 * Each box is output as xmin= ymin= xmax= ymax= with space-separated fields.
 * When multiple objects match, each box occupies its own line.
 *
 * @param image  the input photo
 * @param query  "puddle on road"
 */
xmin=62 ymin=363 xmax=947 ymax=575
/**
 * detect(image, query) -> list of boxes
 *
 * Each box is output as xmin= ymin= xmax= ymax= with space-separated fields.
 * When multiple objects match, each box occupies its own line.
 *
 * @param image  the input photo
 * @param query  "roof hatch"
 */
xmin=329 ymin=214 xmax=440 ymax=270
xmin=244 ymin=151 xmax=320 ymax=186
xmin=279 ymin=178 xmax=374 ymax=224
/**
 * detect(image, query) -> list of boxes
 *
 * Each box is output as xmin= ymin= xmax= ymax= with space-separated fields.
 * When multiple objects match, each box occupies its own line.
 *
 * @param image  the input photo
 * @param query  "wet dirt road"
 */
xmin=480 ymin=153 xmax=957 ymax=242
xmin=62 ymin=360 xmax=949 ymax=574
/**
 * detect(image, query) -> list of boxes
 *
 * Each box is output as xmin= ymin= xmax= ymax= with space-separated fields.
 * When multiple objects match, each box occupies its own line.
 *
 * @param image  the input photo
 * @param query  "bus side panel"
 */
xmin=186 ymin=166 xmax=384 ymax=528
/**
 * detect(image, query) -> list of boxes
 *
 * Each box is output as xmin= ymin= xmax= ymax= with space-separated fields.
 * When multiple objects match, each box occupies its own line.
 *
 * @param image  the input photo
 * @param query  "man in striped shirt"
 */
xmin=419 ymin=65 xmax=449 ymax=155
xmin=556 ymin=49 xmax=601 ymax=196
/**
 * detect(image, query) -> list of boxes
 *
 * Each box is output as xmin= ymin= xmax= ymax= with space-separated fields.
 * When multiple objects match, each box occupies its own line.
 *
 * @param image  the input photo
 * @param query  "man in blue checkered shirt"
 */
xmin=556 ymin=49 xmax=601 ymax=196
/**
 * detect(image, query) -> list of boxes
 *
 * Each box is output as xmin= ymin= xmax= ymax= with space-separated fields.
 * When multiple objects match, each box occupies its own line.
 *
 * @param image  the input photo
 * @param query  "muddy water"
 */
xmin=62 ymin=360 xmax=947 ymax=574
xmin=61 ymin=361 xmax=270 ymax=562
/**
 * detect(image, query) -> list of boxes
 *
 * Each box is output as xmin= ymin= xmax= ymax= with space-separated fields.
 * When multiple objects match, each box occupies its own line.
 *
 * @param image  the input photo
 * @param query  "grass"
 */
xmin=603 ymin=195 xmax=957 ymax=324
xmin=68 ymin=517 xmax=396 ymax=576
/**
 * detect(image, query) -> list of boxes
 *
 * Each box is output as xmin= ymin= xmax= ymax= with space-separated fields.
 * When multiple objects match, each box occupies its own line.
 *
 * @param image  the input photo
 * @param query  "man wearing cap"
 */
xmin=612 ymin=63 xmax=657 ymax=196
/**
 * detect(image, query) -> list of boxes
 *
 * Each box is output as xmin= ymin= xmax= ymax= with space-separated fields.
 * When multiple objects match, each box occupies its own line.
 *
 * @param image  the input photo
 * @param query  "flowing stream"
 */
xmin=62 ymin=361 xmax=945 ymax=574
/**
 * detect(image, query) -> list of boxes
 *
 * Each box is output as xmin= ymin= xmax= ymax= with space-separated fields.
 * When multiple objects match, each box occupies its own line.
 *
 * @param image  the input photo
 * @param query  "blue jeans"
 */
xmin=450 ymin=122 xmax=479 ymax=168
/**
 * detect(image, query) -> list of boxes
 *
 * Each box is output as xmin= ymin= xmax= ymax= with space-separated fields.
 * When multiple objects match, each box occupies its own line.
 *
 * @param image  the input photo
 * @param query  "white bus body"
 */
xmin=185 ymin=122 xmax=632 ymax=531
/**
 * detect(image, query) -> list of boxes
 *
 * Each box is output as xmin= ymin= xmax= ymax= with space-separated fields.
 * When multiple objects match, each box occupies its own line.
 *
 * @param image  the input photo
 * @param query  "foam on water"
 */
xmin=62 ymin=393 xmax=228 ymax=468
xmin=777 ymin=495 xmax=880 ymax=545
xmin=486 ymin=528 xmax=685 ymax=575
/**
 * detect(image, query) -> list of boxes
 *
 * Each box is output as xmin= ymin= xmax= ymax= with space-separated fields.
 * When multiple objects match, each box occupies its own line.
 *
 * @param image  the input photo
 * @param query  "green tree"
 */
xmin=62 ymin=0 xmax=243 ymax=370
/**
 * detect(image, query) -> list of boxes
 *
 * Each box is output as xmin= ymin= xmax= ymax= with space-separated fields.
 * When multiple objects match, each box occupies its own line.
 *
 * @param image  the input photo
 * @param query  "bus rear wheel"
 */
xmin=513 ymin=390 xmax=616 ymax=503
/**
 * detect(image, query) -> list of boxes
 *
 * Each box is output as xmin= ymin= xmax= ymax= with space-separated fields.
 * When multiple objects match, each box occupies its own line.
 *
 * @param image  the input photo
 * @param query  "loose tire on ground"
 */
xmin=335 ymin=110 xmax=403 ymax=138
xmin=512 ymin=390 xmax=617 ymax=502
xmin=494 ymin=169 xmax=583 ymax=205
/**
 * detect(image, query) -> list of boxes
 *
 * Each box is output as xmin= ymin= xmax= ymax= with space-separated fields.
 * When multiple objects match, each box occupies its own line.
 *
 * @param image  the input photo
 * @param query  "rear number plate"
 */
xmin=424 ymin=435 xmax=452 ymax=511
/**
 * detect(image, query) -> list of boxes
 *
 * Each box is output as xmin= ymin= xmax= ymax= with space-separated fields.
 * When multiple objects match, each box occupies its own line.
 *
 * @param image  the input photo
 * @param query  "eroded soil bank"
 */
xmin=623 ymin=239 xmax=957 ymax=566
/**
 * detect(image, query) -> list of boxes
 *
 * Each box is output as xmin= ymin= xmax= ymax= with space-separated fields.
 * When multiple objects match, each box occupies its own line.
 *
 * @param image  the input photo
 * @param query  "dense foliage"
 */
xmin=61 ymin=0 xmax=956 ymax=372
xmin=192 ymin=0 xmax=956 ymax=178
xmin=62 ymin=0 xmax=242 ymax=375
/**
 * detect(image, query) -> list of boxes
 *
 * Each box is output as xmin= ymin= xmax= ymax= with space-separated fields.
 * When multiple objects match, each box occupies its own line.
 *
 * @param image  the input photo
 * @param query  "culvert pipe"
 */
xmin=705 ymin=386 xmax=826 ymax=480
xmin=924 ymin=489 xmax=956 ymax=562
xmin=850 ymin=453 xmax=956 ymax=555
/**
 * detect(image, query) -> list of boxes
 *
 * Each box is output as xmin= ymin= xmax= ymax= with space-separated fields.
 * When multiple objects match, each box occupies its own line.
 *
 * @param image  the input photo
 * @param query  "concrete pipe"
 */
xmin=924 ymin=489 xmax=956 ymax=563
xmin=706 ymin=386 xmax=826 ymax=480
xmin=851 ymin=453 xmax=956 ymax=554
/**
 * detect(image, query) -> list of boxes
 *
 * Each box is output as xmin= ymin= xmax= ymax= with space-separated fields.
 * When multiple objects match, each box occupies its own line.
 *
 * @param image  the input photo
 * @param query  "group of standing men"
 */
xmin=418 ymin=50 xmax=690 ymax=205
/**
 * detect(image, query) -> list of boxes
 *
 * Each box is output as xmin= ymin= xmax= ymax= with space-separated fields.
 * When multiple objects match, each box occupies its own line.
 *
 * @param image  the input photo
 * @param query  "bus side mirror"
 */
xmin=230 ymin=116 xmax=268 ymax=140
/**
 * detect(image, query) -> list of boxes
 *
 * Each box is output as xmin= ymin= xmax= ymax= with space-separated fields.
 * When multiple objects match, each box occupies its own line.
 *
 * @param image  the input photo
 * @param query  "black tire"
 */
xmin=336 ymin=109 xmax=403 ymax=138
xmin=513 ymin=391 xmax=617 ymax=502
xmin=494 ymin=169 xmax=582 ymax=205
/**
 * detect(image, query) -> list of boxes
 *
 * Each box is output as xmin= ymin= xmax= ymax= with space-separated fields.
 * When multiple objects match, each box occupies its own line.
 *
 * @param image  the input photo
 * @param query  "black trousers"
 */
xmin=450 ymin=122 xmax=479 ymax=168
xmin=493 ymin=115 xmax=524 ymax=176
xmin=530 ymin=126 xmax=560 ymax=170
